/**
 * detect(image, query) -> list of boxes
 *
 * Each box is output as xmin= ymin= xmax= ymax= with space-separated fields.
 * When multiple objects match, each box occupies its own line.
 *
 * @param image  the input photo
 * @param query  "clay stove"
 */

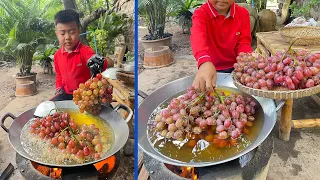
xmin=143 ymin=134 xmax=273 ymax=180
xmin=15 ymin=152 xmax=121 ymax=180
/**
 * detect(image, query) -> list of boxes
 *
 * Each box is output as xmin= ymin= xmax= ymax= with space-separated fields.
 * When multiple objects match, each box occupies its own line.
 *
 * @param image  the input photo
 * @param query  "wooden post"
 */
xmin=114 ymin=45 xmax=126 ymax=68
xmin=279 ymin=98 xmax=293 ymax=141
xmin=281 ymin=0 xmax=291 ymax=24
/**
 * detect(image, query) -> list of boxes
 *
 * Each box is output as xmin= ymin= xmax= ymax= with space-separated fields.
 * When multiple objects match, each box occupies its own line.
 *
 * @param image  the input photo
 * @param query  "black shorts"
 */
xmin=217 ymin=68 xmax=234 ymax=73
xmin=51 ymin=91 xmax=73 ymax=101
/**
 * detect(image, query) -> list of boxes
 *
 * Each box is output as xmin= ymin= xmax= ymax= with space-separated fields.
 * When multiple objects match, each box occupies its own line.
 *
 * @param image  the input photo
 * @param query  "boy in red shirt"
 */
xmin=191 ymin=0 xmax=253 ymax=92
xmin=52 ymin=9 xmax=113 ymax=101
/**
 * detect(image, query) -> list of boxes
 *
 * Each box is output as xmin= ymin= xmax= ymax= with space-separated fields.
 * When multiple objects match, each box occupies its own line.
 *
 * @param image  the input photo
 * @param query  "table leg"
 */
xmin=292 ymin=119 xmax=320 ymax=128
xmin=279 ymin=98 xmax=293 ymax=141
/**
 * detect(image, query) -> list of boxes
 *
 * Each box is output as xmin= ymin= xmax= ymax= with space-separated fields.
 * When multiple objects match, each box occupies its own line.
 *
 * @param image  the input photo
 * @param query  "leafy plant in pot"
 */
xmin=0 ymin=1 xmax=56 ymax=83
xmin=33 ymin=44 xmax=58 ymax=74
xmin=168 ymin=0 xmax=202 ymax=34
xmin=123 ymin=51 xmax=134 ymax=72
xmin=0 ymin=0 xmax=57 ymax=96
xmin=10 ymin=39 xmax=45 ymax=97
xmin=15 ymin=43 xmax=37 ymax=82
xmin=139 ymin=0 xmax=173 ymax=49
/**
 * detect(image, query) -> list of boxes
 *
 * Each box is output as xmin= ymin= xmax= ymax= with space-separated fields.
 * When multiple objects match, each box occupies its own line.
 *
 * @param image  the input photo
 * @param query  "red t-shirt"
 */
xmin=190 ymin=1 xmax=253 ymax=70
xmin=54 ymin=41 xmax=108 ymax=94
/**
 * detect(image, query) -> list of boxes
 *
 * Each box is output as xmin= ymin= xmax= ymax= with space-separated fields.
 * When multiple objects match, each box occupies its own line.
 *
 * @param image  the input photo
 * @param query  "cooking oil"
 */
xmin=148 ymin=87 xmax=264 ymax=163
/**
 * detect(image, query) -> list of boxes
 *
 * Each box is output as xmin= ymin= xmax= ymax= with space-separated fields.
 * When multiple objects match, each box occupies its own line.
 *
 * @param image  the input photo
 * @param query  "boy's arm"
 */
xmin=54 ymin=53 xmax=63 ymax=92
xmin=235 ymin=10 xmax=253 ymax=55
xmin=190 ymin=9 xmax=217 ymax=92
xmin=190 ymin=9 xmax=213 ymax=68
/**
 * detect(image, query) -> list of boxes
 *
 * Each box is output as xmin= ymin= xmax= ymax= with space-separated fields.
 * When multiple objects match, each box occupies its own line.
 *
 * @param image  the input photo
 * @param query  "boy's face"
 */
xmin=210 ymin=0 xmax=234 ymax=14
xmin=55 ymin=21 xmax=80 ymax=52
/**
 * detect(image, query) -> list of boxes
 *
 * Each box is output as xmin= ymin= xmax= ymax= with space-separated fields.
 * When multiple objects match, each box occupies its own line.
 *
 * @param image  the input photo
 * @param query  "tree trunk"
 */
xmin=60 ymin=0 xmax=127 ymax=46
xmin=62 ymin=0 xmax=78 ymax=10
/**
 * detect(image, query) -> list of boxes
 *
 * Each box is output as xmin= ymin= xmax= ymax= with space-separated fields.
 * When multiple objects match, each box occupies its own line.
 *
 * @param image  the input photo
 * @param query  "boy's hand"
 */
xmin=87 ymin=54 xmax=104 ymax=77
xmin=55 ymin=88 xmax=64 ymax=95
xmin=193 ymin=62 xmax=217 ymax=92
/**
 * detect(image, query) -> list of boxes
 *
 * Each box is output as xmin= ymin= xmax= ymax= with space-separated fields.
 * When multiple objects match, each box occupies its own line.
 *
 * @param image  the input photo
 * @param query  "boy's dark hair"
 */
xmin=54 ymin=9 xmax=80 ymax=28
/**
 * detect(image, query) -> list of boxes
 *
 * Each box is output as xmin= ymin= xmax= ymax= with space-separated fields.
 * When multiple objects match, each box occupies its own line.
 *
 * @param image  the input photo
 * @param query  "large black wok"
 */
xmin=138 ymin=73 xmax=283 ymax=167
xmin=1 ymin=100 xmax=133 ymax=167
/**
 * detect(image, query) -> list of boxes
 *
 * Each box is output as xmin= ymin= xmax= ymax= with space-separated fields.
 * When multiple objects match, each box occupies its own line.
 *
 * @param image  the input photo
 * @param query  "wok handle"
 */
xmin=138 ymin=90 xmax=148 ymax=99
xmin=113 ymin=104 xmax=133 ymax=123
xmin=0 ymin=113 xmax=17 ymax=133
xmin=275 ymin=100 xmax=285 ymax=112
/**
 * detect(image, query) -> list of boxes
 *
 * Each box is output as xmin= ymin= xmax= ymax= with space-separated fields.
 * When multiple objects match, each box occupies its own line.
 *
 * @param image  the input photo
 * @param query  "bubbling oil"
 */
xmin=63 ymin=109 xmax=114 ymax=143
xmin=147 ymin=87 xmax=264 ymax=163
xmin=20 ymin=110 xmax=114 ymax=165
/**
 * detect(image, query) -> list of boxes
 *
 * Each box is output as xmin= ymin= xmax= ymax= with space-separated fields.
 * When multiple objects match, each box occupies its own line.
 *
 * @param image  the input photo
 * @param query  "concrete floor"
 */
xmin=138 ymin=55 xmax=320 ymax=180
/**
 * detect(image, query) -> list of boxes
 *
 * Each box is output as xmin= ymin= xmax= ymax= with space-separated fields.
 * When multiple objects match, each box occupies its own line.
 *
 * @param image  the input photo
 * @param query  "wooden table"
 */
xmin=256 ymin=31 xmax=320 ymax=55
xmin=256 ymin=31 xmax=320 ymax=141
xmin=107 ymin=78 xmax=134 ymax=110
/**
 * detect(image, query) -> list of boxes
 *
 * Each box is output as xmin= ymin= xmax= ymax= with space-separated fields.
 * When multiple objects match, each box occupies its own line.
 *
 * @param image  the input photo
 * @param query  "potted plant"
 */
xmin=123 ymin=51 xmax=134 ymax=72
xmin=9 ymin=32 xmax=52 ymax=85
xmin=168 ymin=0 xmax=202 ymax=34
xmin=14 ymin=42 xmax=38 ymax=83
xmin=0 ymin=0 xmax=56 ymax=85
xmin=33 ymin=44 xmax=58 ymax=74
xmin=139 ymin=0 xmax=173 ymax=49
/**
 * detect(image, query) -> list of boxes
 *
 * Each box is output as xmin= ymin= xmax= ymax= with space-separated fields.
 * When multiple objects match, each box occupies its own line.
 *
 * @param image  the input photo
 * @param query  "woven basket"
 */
xmin=279 ymin=26 xmax=320 ymax=46
xmin=232 ymin=73 xmax=320 ymax=100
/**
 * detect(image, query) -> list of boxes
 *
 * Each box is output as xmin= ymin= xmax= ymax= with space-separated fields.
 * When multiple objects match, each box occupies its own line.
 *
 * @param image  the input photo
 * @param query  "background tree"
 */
xmin=0 ymin=0 xmax=62 ymax=76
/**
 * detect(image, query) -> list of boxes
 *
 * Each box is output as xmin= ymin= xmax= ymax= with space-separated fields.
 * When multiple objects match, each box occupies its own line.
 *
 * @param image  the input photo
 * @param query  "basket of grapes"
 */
xmin=232 ymin=45 xmax=320 ymax=99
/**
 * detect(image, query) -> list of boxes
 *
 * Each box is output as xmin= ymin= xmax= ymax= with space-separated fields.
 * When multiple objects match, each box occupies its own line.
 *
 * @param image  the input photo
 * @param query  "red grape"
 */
xmin=58 ymin=142 xmax=65 ymax=150
xmin=51 ymin=137 xmax=58 ymax=145
xmin=306 ymin=79 xmax=315 ymax=88
xmin=83 ymin=147 xmax=90 ymax=156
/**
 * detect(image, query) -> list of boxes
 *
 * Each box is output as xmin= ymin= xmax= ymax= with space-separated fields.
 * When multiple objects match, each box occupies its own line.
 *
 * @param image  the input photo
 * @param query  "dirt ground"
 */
xmin=138 ymin=25 xmax=193 ymax=74
xmin=0 ymin=65 xmax=56 ymax=111
xmin=138 ymin=24 xmax=261 ymax=75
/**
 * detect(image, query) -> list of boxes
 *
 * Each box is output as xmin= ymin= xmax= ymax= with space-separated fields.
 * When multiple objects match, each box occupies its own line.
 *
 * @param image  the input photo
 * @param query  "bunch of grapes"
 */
xmin=151 ymin=87 xmax=257 ymax=148
xmin=72 ymin=73 xmax=113 ymax=115
xmin=234 ymin=50 xmax=320 ymax=90
xmin=29 ymin=112 xmax=105 ymax=163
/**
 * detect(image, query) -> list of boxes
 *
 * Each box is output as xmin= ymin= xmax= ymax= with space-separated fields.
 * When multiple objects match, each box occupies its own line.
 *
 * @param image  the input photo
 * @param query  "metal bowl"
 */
xmin=138 ymin=73 xmax=278 ymax=167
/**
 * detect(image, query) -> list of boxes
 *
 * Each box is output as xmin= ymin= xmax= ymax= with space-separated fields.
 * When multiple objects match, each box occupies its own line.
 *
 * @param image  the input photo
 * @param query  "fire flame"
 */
xmin=94 ymin=155 xmax=116 ymax=173
xmin=181 ymin=166 xmax=198 ymax=180
xmin=31 ymin=155 xmax=116 ymax=179
xmin=165 ymin=164 xmax=198 ymax=180
xmin=31 ymin=162 xmax=62 ymax=179
xmin=51 ymin=168 xmax=62 ymax=178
